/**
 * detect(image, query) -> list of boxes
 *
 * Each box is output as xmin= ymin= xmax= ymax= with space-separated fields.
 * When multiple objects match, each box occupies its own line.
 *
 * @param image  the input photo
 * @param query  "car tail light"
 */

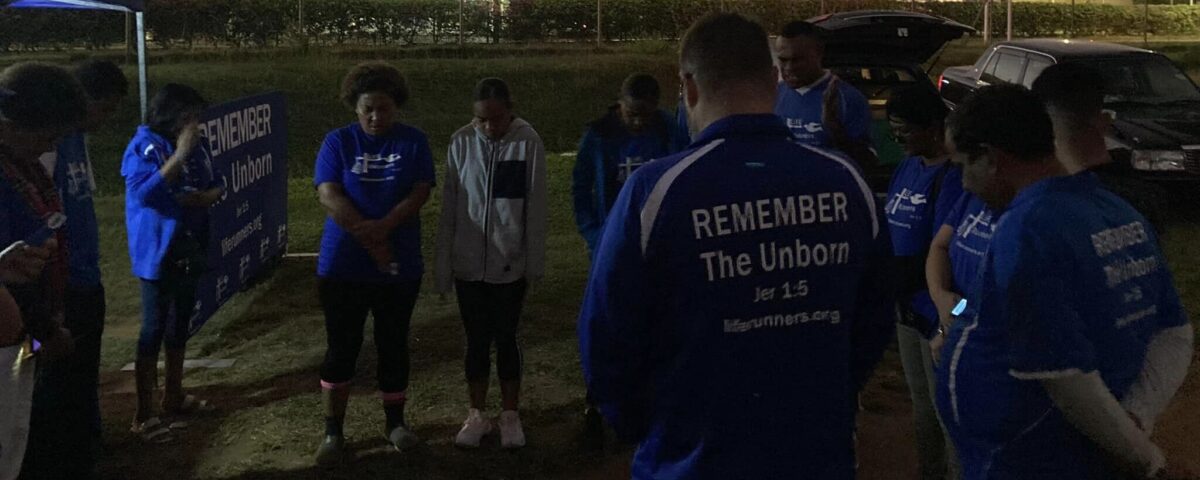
xmin=937 ymin=74 xmax=945 ymax=91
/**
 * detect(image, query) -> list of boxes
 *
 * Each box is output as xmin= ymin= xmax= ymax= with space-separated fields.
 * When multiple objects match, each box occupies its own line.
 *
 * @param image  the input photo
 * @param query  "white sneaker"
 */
xmin=454 ymin=408 xmax=492 ymax=448
xmin=499 ymin=410 xmax=526 ymax=449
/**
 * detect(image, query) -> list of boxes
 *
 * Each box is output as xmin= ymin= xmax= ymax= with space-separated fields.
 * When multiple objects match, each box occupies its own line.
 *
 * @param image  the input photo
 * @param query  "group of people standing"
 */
xmin=578 ymin=12 xmax=1195 ymax=480
xmin=309 ymin=63 xmax=549 ymax=461
xmin=0 ymin=10 xmax=1197 ymax=480
xmin=0 ymin=60 xmax=228 ymax=479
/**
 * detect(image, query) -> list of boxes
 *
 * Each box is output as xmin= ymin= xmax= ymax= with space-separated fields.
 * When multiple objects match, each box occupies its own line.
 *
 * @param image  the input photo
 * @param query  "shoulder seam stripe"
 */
xmin=639 ymin=139 xmax=725 ymax=257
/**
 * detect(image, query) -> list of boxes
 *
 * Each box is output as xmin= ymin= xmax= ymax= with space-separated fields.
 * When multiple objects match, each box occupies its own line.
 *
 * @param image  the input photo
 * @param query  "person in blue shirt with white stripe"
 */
xmin=774 ymin=21 xmax=876 ymax=170
xmin=936 ymin=84 xmax=1195 ymax=479
xmin=579 ymin=13 xmax=894 ymax=479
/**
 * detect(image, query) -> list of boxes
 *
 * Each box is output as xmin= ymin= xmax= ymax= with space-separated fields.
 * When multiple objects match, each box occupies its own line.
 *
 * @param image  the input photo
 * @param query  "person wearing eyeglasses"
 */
xmin=882 ymin=84 xmax=963 ymax=480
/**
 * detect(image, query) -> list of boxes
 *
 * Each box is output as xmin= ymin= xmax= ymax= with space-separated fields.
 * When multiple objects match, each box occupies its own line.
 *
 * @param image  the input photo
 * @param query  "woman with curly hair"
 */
xmin=313 ymin=62 xmax=434 ymax=465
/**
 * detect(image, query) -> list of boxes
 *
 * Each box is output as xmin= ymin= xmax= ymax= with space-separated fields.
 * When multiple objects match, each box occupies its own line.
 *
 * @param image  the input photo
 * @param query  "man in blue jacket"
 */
xmin=775 ymin=21 xmax=876 ymax=170
xmin=578 ymin=13 xmax=893 ymax=479
xmin=572 ymin=73 xmax=689 ymax=255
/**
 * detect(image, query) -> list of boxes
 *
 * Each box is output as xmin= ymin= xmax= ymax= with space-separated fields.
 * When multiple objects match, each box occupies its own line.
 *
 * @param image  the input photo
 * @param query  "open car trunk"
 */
xmin=809 ymin=10 xmax=974 ymax=66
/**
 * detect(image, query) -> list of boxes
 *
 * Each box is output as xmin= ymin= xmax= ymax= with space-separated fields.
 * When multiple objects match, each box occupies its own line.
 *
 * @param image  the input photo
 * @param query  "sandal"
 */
xmin=131 ymin=417 xmax=173 ymax=444
xmin=162 ymin=394 xmax=215 ymax=416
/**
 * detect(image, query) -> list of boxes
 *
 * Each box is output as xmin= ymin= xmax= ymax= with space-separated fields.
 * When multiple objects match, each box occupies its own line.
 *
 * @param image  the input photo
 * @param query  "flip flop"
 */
xmin=131 ymin=417 xmax=173 ymax=444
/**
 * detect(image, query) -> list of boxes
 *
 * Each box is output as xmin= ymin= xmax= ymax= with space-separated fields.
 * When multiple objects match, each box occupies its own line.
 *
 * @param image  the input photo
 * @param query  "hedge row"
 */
xmin=3 ymin=0 xmax=1200 ymax=52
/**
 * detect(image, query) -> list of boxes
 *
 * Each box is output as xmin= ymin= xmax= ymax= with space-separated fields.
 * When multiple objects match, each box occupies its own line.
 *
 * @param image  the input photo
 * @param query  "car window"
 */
xmin=1021 ymin=56 xmax=1054 ymax=87
xmin=974 ymin=46 xmax=998 ymax=71
xmin=989 ymin=52 xmax=1027 ymax=84
xmin=980 ymin=51 xmax=1001 ymax=81
xmin=1091 ymin=55 xmax=1200 ymax=105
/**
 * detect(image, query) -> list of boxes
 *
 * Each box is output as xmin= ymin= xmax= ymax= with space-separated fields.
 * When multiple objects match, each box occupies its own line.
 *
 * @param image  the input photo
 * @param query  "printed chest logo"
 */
xmin=786 ymin=118 xmax=824 ymax=135
xmin=65 ymin=161 xmax=95 ymax=199
xmin=886 ymin=188 xmax=927 ymax=215
xmin=957 ymin=210 xmax=994 ymax=239
xmin=617 ymin=156 xmax=645 ymax=183
xmin=352 ymin=153 xmax=403 ymax=181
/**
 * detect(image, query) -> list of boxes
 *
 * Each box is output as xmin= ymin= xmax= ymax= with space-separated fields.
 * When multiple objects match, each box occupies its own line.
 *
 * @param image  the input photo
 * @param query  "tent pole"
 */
xmin=125 ymin=12 xmax=133 ymax=64
xmin=137 ymin=11 xmax=147 ymax=123
xmin=1006 ymin=0 xmax=1013 ymax=41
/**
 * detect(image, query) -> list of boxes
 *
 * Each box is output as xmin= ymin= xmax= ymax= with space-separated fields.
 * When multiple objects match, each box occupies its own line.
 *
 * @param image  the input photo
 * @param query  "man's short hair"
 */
xmin=341 ymin=62 xmax=409 ymax=110
xmin=680 ymin=13 xmax=773 ymax=92
xmin=621 ymin=73 xmax=661 ymax=103
xmin=1031 ymin=63 xmax=1105 ymax=120
xmin=0 ymin=62 xmax=87 ymax=131
xmin=474 ymin=77 xmax=512 ymax=106
xmin=73 ymin=59 xmax=129 ymax=101
xmin=780 ymin=21 xmax=825 ymax=43
xmin=886 ymin=85 xmax=948 ymax=128
xmin=947 ymin=84 xmax=1055 ymax=161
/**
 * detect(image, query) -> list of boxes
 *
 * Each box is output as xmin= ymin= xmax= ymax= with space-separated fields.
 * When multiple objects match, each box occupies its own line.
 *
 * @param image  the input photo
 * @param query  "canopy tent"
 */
xmin=2 ymin=0 xmax=148 ymax=121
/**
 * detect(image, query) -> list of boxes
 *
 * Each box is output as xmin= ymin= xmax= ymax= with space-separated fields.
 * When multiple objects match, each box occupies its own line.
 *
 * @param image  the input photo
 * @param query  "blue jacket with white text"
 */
xmin=578 ymin=114 xmax=894 ymax=480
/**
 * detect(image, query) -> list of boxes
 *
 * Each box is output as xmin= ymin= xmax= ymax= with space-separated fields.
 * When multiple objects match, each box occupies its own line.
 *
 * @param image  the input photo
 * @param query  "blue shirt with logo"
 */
xmin=936 ymin=173 xmax=1188 ymax=479
xmin=578 ymin=114 xmax=894 ymax=479
xmin=54 ymin=133 xmax=102 ymax=287
xmin=774 ymin=73 xmax=871 ymax=150
xmin=122 ymin=126 xmax=221 ymax=280
xmin=572 ymin=108 xmax=688 ymax=252
xmin=314 ymin=122 xmax=435 ymax=282
xmin=943 ymin=193 xmax=995 ymax=302
xmin=884 ymin=156 xmax=962 ymax=324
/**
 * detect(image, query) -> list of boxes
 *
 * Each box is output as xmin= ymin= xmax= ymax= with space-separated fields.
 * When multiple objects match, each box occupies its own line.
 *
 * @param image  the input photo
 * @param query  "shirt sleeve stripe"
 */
xmin=639 ymin=139 xmax=725 ymax=256
xmin=796 ymin=143 xmax=879 ymax=239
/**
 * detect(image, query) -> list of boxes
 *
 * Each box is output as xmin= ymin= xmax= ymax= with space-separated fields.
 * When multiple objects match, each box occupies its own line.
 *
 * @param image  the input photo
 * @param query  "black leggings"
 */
xmin=318 ymin=279 xmax=420 ymax=394
xmin=456 ymin=279 xmax=527 ymax=382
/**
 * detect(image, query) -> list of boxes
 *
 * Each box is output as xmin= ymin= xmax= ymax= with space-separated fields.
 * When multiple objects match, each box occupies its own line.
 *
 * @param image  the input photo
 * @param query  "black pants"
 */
xmin=22 ymin=283 xmax=106 ymax=480
xmin=319 ymin=279 xmax=420 ymax=394
xmin=456 ymin=279 xmax=527 ymax=382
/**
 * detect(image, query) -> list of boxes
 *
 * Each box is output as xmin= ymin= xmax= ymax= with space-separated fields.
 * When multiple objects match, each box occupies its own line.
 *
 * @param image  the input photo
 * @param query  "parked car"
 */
xmin=809 ymin=10 xmax=974 ymax=192
xmin=939 ymin=39 xmax=1200 ymax=219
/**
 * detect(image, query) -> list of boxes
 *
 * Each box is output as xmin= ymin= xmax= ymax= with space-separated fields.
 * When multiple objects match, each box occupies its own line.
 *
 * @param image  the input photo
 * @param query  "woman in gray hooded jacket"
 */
xmin=435 ymin=78 xmax=547 ymax=450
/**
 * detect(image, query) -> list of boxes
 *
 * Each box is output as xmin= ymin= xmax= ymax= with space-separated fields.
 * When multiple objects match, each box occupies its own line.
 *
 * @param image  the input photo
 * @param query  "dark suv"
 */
xmin=940 ymin=39 xmax=1200 ymax=197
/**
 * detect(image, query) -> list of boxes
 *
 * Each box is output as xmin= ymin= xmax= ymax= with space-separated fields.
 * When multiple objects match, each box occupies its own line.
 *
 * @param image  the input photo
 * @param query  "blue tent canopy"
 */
xmin=3 ymin=0 xmax=143 ymax=12
xmin=3 ymin=0 xmax=148 ymax=120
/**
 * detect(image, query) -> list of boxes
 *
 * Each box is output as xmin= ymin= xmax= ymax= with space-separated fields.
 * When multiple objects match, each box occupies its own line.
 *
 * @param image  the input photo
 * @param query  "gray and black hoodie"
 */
xmin=435 ymin=117 xmax=547 ymax=294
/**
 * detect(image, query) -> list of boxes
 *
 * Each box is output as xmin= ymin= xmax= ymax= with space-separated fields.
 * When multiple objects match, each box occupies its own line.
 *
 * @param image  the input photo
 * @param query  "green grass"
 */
xmin=3 ymin=39 xmax=1200 ymax=478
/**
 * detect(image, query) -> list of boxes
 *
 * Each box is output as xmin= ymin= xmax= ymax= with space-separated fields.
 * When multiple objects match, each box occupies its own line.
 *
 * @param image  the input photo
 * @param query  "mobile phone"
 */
xmin=951 ymin=298 xmax=968 ymax=317
xmin=24 ymin=213 xmax=67 ymax=246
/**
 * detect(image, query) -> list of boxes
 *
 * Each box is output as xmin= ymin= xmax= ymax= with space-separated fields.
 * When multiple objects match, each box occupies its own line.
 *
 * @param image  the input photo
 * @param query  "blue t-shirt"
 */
xmin=884 ymin=156 xmax=962 ymax=323
xmin=943 ymin=193 xmax=995 ymax=302
xmin=314 ymin=122 xmax=435 ymax=282
xmin=774 ymin=73 xmax=871 ymax=149
xmin=578 ymin=114 xmax=893 ymax=479
xmin=54 ymin=133 xmax=102 ymax=287
xmin=936 ymin=173 xmax=1189 ymax=480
